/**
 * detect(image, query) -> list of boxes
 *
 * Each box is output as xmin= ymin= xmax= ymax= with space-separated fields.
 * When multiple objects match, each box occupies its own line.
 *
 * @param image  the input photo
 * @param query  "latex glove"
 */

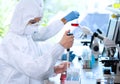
xmin=61 ymin=51 xmax=76 ymax=62
xmin=64 ymin=11 xmax=79 ymax=22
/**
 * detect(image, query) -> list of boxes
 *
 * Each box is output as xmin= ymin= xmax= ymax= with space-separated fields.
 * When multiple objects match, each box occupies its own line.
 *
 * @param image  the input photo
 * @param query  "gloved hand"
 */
xmin=64 ymin=11 xmax=80 ymax=22
xmin=61 ymin=51 xmax=76 ymax=62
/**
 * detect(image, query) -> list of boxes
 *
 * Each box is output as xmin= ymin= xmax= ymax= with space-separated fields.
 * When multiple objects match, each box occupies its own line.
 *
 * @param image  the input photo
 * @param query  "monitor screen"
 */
xmin=72 ymin=13 xmax=110 ymax=40
xmin=80 ymin=13 xmax=110 ymax=35
xmin=106 ymin=18 xmax=120 ymax=44
xmin=102 ymin=18 xmax=120 ymax=58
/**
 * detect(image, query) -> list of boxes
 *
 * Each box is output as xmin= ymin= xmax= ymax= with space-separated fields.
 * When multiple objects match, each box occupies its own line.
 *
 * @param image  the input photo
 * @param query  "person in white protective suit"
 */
xmin=0 ymin=0 xmax=79 ymax=84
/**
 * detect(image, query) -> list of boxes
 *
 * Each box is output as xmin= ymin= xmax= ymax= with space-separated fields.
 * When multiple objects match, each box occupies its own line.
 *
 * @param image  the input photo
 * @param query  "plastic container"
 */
xmin=81 ymin=46 xmax=92 ymax=69
xmin=64 ymin=67 xmax=81 ymax=84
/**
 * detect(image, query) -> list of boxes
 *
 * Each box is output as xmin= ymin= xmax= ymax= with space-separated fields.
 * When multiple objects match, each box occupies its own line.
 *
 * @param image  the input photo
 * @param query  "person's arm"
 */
xmin=61 ymin=18 xmax=67 ymax=24
xmin=54 ymin=62 xmax=70 ymax=74
xmin=43 ymin=61 xmax=70 ymax=79
xmin=32 ymin=19 xmax=64 ymax=41
xmin=1 ymin=38 xmax=64 ymax=80
xmin=42 ymin=30 xmax=74 ymax=79
xmin=32 ymin=11 xmax=79 ymax=41
xmin=1 ymin=30 xmax=74 ymax=80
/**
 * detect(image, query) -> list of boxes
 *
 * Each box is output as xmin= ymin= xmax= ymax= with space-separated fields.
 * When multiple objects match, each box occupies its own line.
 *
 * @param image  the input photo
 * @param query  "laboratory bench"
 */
xmin=45 ymin=41 xmax=120 ymax=84
xmin=44 ymin=57 xmax=117 ymax=84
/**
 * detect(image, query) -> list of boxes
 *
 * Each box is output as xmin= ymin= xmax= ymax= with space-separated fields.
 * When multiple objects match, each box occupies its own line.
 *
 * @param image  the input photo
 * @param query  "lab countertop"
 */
xmin=45 ymin=57 xmax=104 ymax=84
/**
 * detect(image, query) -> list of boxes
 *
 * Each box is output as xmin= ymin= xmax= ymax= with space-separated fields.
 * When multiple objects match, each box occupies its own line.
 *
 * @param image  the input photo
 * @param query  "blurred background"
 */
xmin=0 ymin=0 xmax=118 ymax=40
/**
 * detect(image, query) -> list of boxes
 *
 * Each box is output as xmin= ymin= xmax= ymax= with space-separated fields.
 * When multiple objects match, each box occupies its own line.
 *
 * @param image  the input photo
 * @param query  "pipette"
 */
xmin=66 ymin=33 xmax=73 ymax=76
xmin=60 ymin=33 xmax=73 ymax=82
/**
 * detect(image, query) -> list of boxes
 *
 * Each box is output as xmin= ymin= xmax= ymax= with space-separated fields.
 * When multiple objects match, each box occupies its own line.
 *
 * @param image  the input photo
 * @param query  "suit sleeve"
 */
xmin=32 ymin=20 xmax=64 ymax=41
xmin=0 ymin=37 xmax=64 ymax=80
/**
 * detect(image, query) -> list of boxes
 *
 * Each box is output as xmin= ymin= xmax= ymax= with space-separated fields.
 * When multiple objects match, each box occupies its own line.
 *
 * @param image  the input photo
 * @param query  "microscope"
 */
xmin=90 ymin=30 xmax=120 ymax=83
xmin=102 ymin=14 xmax=120 ymax=83
xmin=89 ymin=29 xmax=103 ymax=61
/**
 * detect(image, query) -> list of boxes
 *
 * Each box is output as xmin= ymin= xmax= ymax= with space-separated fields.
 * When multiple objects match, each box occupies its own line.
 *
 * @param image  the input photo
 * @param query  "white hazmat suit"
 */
xmin=0 ymin=0 xmax=66 ymax=84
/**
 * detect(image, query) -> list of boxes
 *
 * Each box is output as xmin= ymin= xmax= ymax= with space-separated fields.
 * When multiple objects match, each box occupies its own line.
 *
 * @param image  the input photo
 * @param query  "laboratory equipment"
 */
xmin=92 ymin=14 xmax=120 ymax=83
xmin=97 ymin=76 xmax=115 ymax=84
xmin=65 ymin=68 xmax=81 ymax=84
xmin=71 ymin=23 xmax=82 ymax=39
xmin=106 ymin=18 xmax=120 ymax=44
xmin=80 ymin=12 xmax=120 ymax=83
xmin=60 ymin=33 xmax=81 ymax=84
xmin=80 ymin=13 xmax=110 ymax=36
xmin=89 ymin=31 xmax=102 ymax=60
xmin=78 ymin=13 xmax=109 ymax=47
xmin=72 ymin=23 xmax=93 ymax=39
xmin=103 ymin=16 xmax=120 ymax=83
xmin=81 ymin=46 xmax=94 ymax=69
xmin=66 ymin=32 xmax=73 ymax=63
xmin=73 ymin=25 xmax=99 ymax=68
xmin=61 ymin=51 xmax=76 ymax=62
xmin=60 ymin=69 xmax=81 ymax=84
xmin=60 ymin=33 xmax=74 ymax=84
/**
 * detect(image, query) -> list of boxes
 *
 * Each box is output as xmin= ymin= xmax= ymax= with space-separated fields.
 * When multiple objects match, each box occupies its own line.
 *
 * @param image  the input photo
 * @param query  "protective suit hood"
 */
xmin=9 ymin=0 xmax=44 ymax=35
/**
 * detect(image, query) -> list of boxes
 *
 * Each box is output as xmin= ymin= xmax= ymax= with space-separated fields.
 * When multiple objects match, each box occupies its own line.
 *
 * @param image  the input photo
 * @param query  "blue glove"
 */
xmin=61 ymin=51 xmax=76 ymax=62
xmin=64 ymin=11 xmax=80 ymax=22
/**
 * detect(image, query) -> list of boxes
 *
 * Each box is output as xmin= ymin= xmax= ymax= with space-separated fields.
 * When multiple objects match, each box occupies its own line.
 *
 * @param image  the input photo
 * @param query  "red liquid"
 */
xmin=71 ymin=23 xmax=79 ymax=27
xmin=60 ymin=73 xmax=66 ymax=84
xmin=60 ymin=73 xmax=66 ymax=80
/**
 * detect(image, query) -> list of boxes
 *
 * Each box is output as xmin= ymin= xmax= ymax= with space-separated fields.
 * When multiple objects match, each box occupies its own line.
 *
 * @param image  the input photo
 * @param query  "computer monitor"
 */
xmin=102 ymin=18 xmax=120 ymax=58
xmin=72 ymin=13 xmax=110 ymax=40
xmin=80 ymin=13 xmax=110 ymax=35
xmin=106 ymin=18 xmax=120 ymax=44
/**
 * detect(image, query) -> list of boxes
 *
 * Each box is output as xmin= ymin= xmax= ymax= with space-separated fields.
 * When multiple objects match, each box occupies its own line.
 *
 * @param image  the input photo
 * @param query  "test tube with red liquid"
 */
xmin=71 ymin=23 xmax=79 ymax=27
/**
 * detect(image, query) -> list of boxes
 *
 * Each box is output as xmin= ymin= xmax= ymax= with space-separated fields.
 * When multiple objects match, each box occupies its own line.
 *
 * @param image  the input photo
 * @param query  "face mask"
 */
xmin=24 ymin=23 xmax=39 ymax=35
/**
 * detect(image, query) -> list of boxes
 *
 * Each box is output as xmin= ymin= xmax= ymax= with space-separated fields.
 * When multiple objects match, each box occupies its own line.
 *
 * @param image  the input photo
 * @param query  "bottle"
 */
xmin=82 ymin=46 xmax=91 ymax=69
xmin=69 ymin=19 xmax=83 ymax=39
